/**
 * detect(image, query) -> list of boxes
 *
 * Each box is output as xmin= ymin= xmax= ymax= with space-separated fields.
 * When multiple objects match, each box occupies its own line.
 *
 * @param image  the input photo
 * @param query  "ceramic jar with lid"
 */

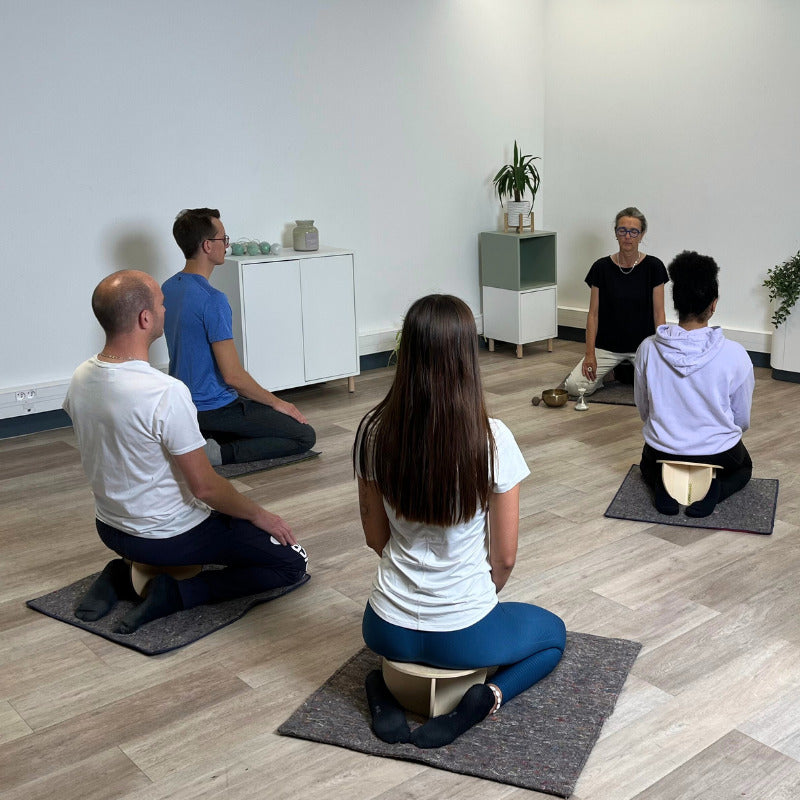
xmin=293 ymin=220 xmax=319 ymax=251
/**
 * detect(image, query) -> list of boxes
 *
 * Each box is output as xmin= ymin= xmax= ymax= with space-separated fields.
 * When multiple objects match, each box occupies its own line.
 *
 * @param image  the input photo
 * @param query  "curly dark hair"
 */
xmin=668 ymin=250 xmax=719 ymax=322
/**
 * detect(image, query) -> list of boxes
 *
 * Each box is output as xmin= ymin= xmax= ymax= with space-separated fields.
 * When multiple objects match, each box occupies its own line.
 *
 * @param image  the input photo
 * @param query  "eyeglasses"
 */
xmin=615 ymin=227 xmax=641 ymax=239
xmin=207 ymin=235 xmax=230 ymax=246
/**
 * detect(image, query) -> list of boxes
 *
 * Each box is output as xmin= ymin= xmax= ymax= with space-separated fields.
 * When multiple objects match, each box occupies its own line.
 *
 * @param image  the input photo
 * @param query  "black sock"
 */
xmin=75 ymin=558 xmax=135 ymax=621
xmin=686 ymin=478 xmax=721 ymax=518
xmin=114 ymin=574 xmax=184 ymax=634
xmin=654 ymin=480 xmax=679 ymax=516
xmin=365 ymin=670 xmax=411 ymax=744
xmin=411 ymin=683 xmax=495 ymax=749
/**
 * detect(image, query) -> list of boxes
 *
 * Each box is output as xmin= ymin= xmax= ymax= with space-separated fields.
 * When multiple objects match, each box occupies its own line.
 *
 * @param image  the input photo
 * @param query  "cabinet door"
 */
xmin=300 ymin=254 xmax=358 ymax=382
xmin=241 ymin=260 xmax=305 ymax=390
xmin=519 ymin=287 xmax=557 ymax=343
xmin=482 ymin=286 xmax=522 ymax=343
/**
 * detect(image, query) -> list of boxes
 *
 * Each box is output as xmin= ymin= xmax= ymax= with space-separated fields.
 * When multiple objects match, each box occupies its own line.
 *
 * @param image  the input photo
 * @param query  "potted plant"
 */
xmin=492 ymin=141 xmax=541 ymax=230
xmin=764 ymin=249 xmax=800 ymax=381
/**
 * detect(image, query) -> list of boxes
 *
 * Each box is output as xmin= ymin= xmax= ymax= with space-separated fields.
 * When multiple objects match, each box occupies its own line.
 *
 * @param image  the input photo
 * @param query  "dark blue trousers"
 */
xmin=97 ymin=514 xmax=308 ymax=609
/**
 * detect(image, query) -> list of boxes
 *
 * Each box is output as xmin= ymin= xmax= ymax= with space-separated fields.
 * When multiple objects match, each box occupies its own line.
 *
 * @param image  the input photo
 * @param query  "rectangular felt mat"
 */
xmin=605 ymin=465 xmax=779 ymax=535
xmin=585 ymin=381 xmax=635 ymax=406
xmin=26 ymin=571 xmax=310 ymax=655
xmin=214 ymin=450 xmax=320 ymax=479
xmin=560 ymin=373 xmax=635 ymax=406
xmin=278 ymin=632 xmax=641 ymax=798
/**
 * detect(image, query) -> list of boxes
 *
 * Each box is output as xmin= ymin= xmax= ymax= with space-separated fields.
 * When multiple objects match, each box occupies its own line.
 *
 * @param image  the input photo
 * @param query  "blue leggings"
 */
xmin=363 ymin=602 xmax=566 ymax=704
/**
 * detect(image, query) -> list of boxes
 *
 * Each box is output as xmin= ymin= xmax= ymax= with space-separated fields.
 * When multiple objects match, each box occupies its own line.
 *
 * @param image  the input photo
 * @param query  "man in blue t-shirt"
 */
xmin=163 ymin=208 xmax=316 ymax=465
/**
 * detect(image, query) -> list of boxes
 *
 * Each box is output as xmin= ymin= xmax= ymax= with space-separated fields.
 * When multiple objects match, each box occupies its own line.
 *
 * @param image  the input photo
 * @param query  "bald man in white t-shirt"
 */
xmin=64 ymin=270 xmax=308 ymax=634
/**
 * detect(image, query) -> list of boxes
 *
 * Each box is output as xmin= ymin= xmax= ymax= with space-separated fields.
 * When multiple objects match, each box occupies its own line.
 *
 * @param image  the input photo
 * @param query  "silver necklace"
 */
xmin=617 ymin=252 xmax=640 ymax=274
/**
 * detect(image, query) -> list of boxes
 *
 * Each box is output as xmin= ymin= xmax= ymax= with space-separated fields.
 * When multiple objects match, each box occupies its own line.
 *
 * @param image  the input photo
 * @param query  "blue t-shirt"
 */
xmin=162 ymin=272 xmax=238 ymax=411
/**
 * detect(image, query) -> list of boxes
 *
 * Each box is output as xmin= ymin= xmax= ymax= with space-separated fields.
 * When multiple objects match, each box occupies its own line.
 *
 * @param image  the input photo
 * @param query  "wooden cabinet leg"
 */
xmin=547 ymin=338 xmax=553 ymax=352
xmin=516 ymin=344 xmax=523 ymax=359
xmin=488 ymin=339 xmax=495 ymax=352
xmin=347 ymin=376 xmax=355 ymax=393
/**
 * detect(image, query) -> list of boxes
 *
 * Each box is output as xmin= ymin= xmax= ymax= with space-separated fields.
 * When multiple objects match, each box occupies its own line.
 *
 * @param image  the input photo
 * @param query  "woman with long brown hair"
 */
xmin=354 ymin=294 xmax=565 ymax=748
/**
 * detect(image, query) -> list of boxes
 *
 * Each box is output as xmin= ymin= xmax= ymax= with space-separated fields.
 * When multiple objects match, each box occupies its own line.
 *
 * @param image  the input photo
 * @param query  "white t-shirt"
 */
xmin=64 ymin=357 xmax=210 ymax=538
xmin=362 ymin=418 xmax=530 ymax=631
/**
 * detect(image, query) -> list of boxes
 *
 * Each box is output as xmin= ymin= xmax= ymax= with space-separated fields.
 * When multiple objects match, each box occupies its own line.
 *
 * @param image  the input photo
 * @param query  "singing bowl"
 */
xmin=541 ymin=388 xmax=568 ymax=407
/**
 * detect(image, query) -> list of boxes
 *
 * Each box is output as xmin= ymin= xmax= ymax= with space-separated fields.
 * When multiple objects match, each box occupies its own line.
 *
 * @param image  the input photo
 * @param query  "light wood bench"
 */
xmin=657 ymin=460 xmax=723 ymax=505
xmin=381 ymin=658 xmax=488 ymax=718
xmin=129 ymin=562 xmax=202 ymax=597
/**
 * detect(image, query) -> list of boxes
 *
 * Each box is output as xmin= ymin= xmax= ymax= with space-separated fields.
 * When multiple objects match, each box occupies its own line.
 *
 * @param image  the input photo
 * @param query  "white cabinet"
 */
xmin=479 ymin=230 xmax=558 ymax=358
xmin=482 ymin=285 xmax=557 ymax=355
xmin=212 ymin=247 xmax=359 ymax=392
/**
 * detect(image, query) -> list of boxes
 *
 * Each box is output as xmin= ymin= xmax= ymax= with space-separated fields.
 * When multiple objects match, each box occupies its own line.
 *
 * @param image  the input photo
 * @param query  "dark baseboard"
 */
xmin=359 ymin=337 xmax=488 ymax=372
xmin=359 ymin=352 xmax=392 ymax=371
xmin=557 ymin=325 xmax=586 ymax=343
xmin=0 ymin=409 xmax=72 ymax=440
xmin=771 ymin=368 xmax=800 ymax=383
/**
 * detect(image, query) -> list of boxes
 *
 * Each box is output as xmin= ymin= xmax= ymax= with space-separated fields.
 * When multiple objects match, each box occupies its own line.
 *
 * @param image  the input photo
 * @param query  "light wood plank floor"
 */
xmin=1 ymin=340 xmax=799 ymax=800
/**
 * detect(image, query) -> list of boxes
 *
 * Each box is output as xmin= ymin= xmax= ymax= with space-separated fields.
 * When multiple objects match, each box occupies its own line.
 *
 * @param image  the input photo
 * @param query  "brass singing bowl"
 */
xmin=541 ymin=388 xmax=568 ymax=407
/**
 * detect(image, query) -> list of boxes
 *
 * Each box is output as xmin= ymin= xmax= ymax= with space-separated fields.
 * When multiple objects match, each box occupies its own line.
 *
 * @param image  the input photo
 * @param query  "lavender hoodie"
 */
xmin=634 ymin=324 xmax=754 ymax=455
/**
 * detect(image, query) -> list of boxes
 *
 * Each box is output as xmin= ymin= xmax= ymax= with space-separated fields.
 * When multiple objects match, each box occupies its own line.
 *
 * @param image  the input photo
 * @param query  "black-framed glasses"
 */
xmin=207 ymin=235 xmax=230 ymax=246
xmin=615 ymin=227 xmax=641 ymax=238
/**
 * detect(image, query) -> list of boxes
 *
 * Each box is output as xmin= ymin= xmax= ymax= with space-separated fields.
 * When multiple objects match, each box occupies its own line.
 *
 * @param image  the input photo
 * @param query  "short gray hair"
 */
xmin=615 ymin=206 xmax=647 ymax=234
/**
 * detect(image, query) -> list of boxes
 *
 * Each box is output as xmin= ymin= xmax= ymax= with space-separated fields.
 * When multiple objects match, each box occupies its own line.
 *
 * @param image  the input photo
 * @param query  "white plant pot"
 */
xmin=770 ymin=309 xmax=800 ymax=379
xmin=505 ymin=200 xmax=532 ymax=228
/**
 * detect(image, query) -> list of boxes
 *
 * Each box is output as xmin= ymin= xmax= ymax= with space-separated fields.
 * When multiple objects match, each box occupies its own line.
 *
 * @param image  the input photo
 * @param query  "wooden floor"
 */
xmin=2 ymin=339 xmax=799 ymax=800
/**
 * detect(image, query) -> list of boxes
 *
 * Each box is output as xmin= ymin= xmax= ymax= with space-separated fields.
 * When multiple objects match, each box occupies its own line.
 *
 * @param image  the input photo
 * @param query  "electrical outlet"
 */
xmin=25 ymin=389 xmax=36 ymax=399
xmin=15 ymin=391 xmax=26 ymax=402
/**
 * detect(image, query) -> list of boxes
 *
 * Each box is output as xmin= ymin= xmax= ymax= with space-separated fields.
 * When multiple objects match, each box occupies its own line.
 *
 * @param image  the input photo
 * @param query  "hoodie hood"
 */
xmin=652 ymin=324 xmax=725 ymax=377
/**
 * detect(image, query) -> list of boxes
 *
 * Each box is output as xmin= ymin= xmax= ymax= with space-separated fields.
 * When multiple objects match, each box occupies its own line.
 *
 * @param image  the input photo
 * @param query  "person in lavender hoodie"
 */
xmin=634 ymin=251 xmax=755 ymax=518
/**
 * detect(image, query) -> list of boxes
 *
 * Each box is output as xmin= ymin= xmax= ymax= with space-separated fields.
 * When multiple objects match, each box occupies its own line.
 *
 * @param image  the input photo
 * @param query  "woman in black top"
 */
xmin=564 ymin=207 xmax=668 ymax=397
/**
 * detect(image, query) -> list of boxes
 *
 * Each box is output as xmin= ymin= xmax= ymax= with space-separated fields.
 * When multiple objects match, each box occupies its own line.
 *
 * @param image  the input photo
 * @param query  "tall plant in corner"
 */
xmin=492 ymin=140 xmax=541 ymax=229
xmin=763 ymin=250 xmax=800 ymax=327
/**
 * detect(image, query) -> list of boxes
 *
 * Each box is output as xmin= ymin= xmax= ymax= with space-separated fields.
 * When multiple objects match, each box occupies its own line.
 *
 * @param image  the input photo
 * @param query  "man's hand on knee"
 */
xmin=254 ymin=508 xmax=297 ymax=546
xmin=271 ymin=398 xmax=308 ymax=424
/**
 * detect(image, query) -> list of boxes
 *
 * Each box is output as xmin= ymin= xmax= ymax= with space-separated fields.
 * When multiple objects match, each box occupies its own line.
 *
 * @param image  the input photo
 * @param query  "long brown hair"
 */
xmin=354 ymin=294 xmax=495 ymax=525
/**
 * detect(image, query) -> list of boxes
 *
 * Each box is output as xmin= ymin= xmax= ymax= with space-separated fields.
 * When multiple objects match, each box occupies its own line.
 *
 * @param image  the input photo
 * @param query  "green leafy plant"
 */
xmin=492 ymin=141 xmax=541 ymax=207
xmin=387 ymin=330 xmax=401 ymax=367
xmin=763 ymin=250 xmax=800 ymax=327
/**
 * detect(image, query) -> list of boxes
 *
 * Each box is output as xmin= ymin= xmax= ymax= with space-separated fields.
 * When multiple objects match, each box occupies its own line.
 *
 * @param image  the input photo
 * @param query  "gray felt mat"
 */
xmin=605 ymin=465 xmax=778 ymax=535
xmin=26 ymin=571 xmax=310 ymax=655
xmin=278 ymin=632 xmax=641 ymax=798
xmin=583 ymin=381 xmax=635 ymax=406
xmin=558 ymin=373 xmax=635 ymax=406
xmin=214 ymin=450 xmax=320 ymax=479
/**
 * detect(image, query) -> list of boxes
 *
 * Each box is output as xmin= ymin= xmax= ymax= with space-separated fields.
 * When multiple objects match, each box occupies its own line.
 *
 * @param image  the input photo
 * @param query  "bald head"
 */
xmin=91 ymin=270 xmax=157 ymax=337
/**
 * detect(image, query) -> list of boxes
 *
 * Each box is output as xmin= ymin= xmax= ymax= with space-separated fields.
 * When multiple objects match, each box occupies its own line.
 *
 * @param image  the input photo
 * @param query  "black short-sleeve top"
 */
xmin=585 ymin=255 xmax=668 ymax=354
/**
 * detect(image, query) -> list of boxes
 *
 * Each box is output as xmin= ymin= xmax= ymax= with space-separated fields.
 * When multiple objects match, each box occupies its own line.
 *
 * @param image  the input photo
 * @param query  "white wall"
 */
xmin=544 ymin=0 xmax=800 ymax=353
xmin=5 ymin=0 xmax=797 ymax=414
xmin=0 ymin=0 xmax=546 ymax=399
